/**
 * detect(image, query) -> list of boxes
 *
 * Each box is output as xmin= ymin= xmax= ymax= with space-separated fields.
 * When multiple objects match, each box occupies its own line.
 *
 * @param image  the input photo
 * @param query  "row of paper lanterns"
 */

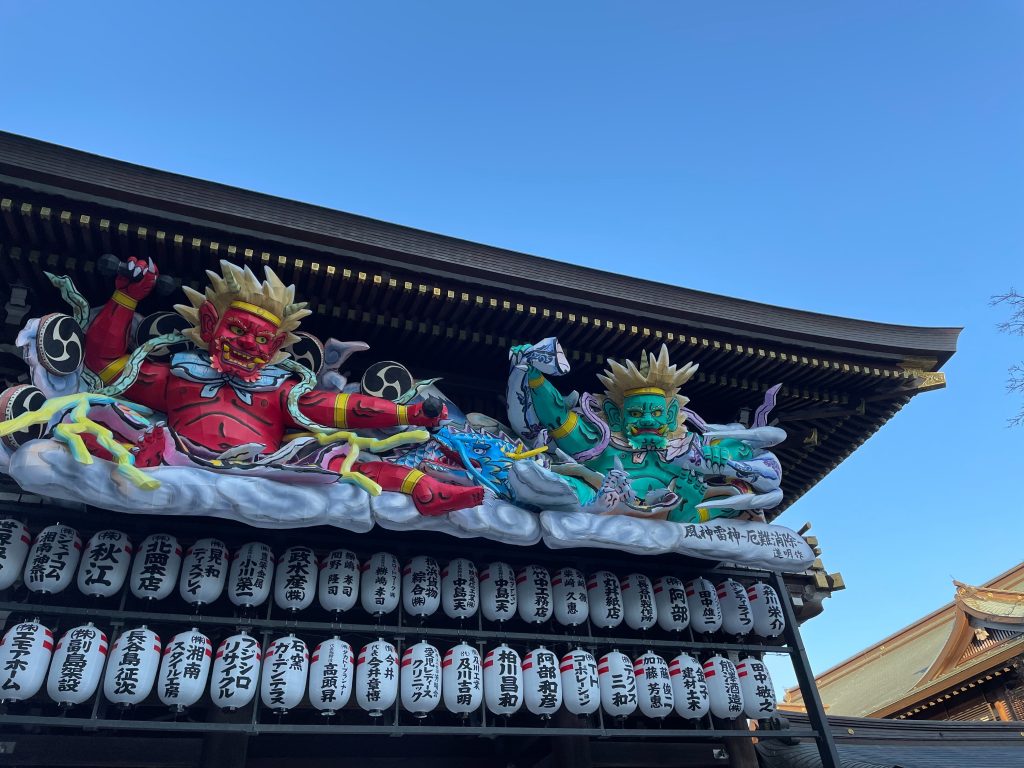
xmin=0 ymin=620 xmax=776 ymax=721
xmin=0 ymin=522 xmax=786 ymax=638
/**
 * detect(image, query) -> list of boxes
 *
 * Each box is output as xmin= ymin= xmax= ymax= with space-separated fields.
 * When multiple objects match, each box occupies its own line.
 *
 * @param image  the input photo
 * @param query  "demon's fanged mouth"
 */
xmin=628 ymin=425 xmax=668 ymax=436
xmin=220 ymin=343 xmax=266 ymax=371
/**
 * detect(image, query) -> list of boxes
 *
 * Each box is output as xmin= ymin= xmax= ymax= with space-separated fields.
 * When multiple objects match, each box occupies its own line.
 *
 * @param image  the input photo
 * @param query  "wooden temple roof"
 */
xmin=0 ymin=130 xmax=960 ymax=519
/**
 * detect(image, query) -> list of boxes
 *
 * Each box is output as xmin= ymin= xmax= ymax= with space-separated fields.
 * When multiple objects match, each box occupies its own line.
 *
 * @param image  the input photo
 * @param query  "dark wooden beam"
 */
xmin=0 ymin=735 xmax=203 ymax=767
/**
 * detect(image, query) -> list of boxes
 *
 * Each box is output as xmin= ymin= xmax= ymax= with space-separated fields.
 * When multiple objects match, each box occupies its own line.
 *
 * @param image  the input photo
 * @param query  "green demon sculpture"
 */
xmin=505 ymin=339 xmax=786 ymax=523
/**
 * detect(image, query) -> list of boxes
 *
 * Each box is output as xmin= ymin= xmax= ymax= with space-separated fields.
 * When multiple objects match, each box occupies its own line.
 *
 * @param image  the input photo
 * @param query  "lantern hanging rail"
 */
xmin=0 ymin=600 xmax=792 ymax=657
xmin=0 ymin=713 xmax=819 ymax=740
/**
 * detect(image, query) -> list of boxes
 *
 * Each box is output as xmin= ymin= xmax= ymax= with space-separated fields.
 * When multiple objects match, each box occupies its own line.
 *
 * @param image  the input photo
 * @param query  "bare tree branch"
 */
xmin=994 ymin=289 xmax=1024 ymax=425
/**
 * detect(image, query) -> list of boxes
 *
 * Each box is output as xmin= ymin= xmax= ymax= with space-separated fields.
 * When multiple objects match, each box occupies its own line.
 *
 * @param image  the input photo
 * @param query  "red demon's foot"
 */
xmin=132 ymin=426 xmax=170 ymax=468
xmin=412 ymin=483 xmax=485 ymax=516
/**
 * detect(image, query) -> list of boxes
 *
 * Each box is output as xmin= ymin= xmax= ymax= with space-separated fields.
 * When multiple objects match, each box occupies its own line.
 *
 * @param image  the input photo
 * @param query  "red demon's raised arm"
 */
xmin=84 ymin=257 xmax=170 ymax=412
xmin=283 ymin=383 xmax=447 ymax=431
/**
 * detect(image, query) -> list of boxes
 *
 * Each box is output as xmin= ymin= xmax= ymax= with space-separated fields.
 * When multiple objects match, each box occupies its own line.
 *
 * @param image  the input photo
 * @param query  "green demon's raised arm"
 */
xmin=506 ymin=339 xmax=604 ymax=457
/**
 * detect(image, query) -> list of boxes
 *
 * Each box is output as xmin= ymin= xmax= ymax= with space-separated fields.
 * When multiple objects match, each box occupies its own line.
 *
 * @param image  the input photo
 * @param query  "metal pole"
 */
xmin=770 ymin=570 xmax=841 ymax=768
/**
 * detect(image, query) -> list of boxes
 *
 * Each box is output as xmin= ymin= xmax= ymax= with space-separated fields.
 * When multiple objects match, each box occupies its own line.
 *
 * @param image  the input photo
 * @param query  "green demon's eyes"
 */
xmin=629 ymin=409 xmax=643 ymax=418
xmin=652 ymin=409 xmax=663 ymax=417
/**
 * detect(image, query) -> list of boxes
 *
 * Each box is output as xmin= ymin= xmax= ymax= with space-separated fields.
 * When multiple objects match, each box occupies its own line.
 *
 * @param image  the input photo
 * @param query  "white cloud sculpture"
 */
xmin=6 ymin=439 xmax=813 ymax=571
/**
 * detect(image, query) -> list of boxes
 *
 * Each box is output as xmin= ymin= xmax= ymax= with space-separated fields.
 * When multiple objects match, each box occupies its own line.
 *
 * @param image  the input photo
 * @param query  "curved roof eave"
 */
xmin=0 ymin=130 xmax=960 ymax=367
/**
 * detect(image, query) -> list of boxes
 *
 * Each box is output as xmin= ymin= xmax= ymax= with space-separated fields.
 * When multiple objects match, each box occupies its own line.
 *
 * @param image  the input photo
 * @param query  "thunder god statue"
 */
xmin=506 ymin=340 xmax=786 ymax=524
xmin=0 ymin=258 xmax=484 ymax=518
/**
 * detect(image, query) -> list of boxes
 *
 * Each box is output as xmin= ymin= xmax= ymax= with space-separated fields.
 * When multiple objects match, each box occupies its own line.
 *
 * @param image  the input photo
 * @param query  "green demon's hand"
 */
xmin=702 ymin=442 xmax=731 ymax=470
xmin=702 ymin=439 xmax=754 ymax=471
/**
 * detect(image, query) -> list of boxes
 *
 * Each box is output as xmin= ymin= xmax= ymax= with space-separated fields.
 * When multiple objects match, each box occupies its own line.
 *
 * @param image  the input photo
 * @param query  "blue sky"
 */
xmin=3 ymin=2 xmax=1023 ymax=693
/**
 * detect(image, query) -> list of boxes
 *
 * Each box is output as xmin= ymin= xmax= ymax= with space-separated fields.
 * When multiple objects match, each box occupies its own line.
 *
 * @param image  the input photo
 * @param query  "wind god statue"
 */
xmin=505 ymin=339 xmax=786 ymax=524
xmin=0 ymin=258 xmax=485 ymax=525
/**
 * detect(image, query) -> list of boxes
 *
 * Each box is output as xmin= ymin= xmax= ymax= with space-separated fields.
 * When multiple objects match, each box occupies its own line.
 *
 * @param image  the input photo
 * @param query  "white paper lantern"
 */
xmin=621 ymin=573 xmax=657 ymax=631
xmin=442 ymin=643 xmax=483 ymax=716
xmin=516 ymin=565 xmax=552 ymax=624
xmin=686 ymin=577 xmax=723 ymax=634
xmin=653 ymin=576 xmax=689 ymax=632
xmin=318 ymin=548 xmax=359 ymax=614
xmin=669 ymin=653 xmax=710 ymax=719
xmin=633 ymin=651 xmax=673 ymax=719
xmin=227 ymin=542 xmax=273 ymax=608
xmin=559 ymin=649 xmax=600 ymax=716
xmin=274 ymin=546 xmax=317 ymax=612
xmin=523 ymin=646 xmax=561 ymax=718
xmin=552 ymin=567 xmax=589 ymax=627
xmin=0 ymin=620 xmax=53 ymax=702
xmin=157 ymin=629 xmax=212 ymax=710
xmin=355 ymin=638 xmax=399 ymax=716
xmin=598 ymin=650 xmax=637 ymax=718
xmin=47 ymin=623 xmax=108 ymax=707
xmin=24 ymin=523 xmax=81 ymax=595
xmin=130 ymin=534 xmax=182 ymax=601
xmin=260 ymin=634 xmax=309 ymax=713
xmin=747 ymin=582 xmax=786 ymax=638
xmin=483 ymin=644 xmax=522 ymax=716
xmin=210 ymin=632 xmax=261 ymax=711
xmin=586 ymin=571 xmax=623 ymax=629
xmin=480 ymin=561 xmax=517 ymax=623
xmin=441 ymin=558 xmax=479 ymax=620
xmin=401 ymin=640 xmax=442 ymax=717
xmin=77 ymin=530 xmax=132 ymax=598
xmin=0 ymin=519 xmax=31 ymax=590
xmin=104 ymin=626 xmax=161 ymax=707
xmin=179 ymin=538 xmax=228 ymax=606
xmin=402 ymin=556 xmax=440 ymax=619
xmin=309 ymin=637 xmax=354 ymax=714
xmin=360 ymin=552 xmax=400 ymax=616
xmin=717 ymin=579 xmax=754 ymax=636
xmin=703 ymin=654 xmax=744 ymax=719
xmin=736 ymin=657 xmax=776 ymax=719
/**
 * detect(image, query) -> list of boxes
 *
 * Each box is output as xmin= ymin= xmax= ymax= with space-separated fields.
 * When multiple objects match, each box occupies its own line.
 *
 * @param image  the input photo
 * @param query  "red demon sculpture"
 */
xmin=83 ymin=257 xmax=484 ymax=515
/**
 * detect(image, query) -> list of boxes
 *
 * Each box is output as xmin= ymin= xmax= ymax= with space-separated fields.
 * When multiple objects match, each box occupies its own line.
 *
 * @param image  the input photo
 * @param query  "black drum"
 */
xmin=134 ymin=311 xmax=194 ymax=360
xmin=35 ymin=313 xmax=84 ymax=376
xmin=289 ymin=332 xmax=325 ymax=376
xmin=360 ymin=361 xmax=414 ymax=402
xmin=0 ymin=384 xmax=47 ymax=450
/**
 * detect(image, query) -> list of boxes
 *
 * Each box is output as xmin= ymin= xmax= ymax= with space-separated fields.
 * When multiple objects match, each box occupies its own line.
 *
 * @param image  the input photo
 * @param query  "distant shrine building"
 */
xmin=785 ymin=563 xmax=1024 ymax=723
xmin=0 ymin=132 xmax=960 ymax=768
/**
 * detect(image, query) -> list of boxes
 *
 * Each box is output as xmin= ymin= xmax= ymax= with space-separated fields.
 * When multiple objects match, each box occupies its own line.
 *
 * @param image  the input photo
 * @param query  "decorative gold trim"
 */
xmin=229 ymin=300 xmax=281 ymax=327
xmin=623 ymin=386 xmax=666 ymax=398
xmin=396 ymin=404 xmax=409 ymax=426
xmin=901 ymin=367 xmax=947 ymax=393
xmin=111 ymin=290 xmax=138 ymax=311
xmin=334 ymin=393 xmax=350 ymax=429
xmin=401 ymin=469 xmax=426 ymax=494
xmin=98 ymin=355 xmax=129 ymax=384
xmin=550 ymin=411 xmax=579 ymax=439
xmin=528 ymin=374 xmax=546 ymax=389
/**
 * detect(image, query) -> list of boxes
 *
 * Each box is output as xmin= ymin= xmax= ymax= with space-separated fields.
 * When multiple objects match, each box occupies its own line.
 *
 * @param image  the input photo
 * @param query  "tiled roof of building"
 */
xmin=758 ymin=712 xmax=1024 ymax=768
xmin=784 ymin=563 xmax=1024 ymax=718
